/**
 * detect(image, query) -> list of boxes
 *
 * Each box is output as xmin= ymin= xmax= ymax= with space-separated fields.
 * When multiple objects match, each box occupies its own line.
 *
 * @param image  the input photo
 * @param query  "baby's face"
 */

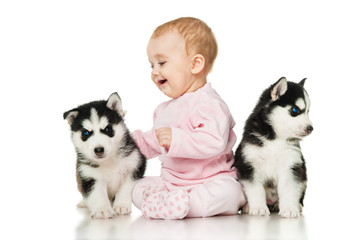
xmin=147 ymin=31 xmax=195 ymax=99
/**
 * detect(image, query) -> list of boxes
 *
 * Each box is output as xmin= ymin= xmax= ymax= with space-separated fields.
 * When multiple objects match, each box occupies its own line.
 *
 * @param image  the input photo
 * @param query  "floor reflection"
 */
xmin=76 ymin=209 xmax=308 ymax=240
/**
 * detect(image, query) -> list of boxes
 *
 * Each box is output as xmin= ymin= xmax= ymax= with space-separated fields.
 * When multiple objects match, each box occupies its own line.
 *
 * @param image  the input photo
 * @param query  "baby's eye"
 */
xmin=159 ymin=61 xmax=166 ymax=66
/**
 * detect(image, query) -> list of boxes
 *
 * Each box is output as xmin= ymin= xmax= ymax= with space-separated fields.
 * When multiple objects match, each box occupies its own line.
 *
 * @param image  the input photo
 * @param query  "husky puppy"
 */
xmin=234 ymin=77 xmax=313 ymax=218
xmin=64 ymin=93 xmax=146 ymax=219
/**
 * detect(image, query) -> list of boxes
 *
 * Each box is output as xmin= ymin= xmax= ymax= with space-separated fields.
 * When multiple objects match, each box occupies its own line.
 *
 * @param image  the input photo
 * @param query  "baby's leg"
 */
xmin=187 ymin=176 xmax=246 ymax=218
xmin=132 ymin=177 xmax=190 ymax=220
xmin=132 ymin=176 xmax=165 ymax=209
xmin=141 ymin=188 xmax=190 ymax=220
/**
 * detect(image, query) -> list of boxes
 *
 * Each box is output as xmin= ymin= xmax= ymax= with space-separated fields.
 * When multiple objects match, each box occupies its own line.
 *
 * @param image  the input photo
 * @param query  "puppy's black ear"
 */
xmin=299 ymin=78 xmax=307 ymax=87
xmin=106 ymin=92 xmax=125 ymax=117
xmin=63 ymin=109 xmax=79 ymax=125
xmin=271 ymin=77 xmax=288 ymax=101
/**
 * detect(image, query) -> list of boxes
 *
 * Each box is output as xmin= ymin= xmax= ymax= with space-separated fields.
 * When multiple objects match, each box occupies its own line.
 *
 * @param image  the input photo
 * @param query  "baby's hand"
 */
xmin=155 ymin=127 xmax=172 ymax=152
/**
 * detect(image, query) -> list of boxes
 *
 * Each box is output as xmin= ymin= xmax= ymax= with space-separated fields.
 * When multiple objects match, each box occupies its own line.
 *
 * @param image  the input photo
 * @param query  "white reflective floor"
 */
xmin=76 ymin=209 xmax=309 ymax=240
xmin=70 ymin=203 xmax=359 ymax=240
xmin=3 ymin=196 xmax=360 ymax=240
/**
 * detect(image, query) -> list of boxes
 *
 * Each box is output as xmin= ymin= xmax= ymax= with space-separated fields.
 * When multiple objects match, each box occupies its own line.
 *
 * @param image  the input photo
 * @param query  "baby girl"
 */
xmin=132 ymin=17 xmax=246 ymax=220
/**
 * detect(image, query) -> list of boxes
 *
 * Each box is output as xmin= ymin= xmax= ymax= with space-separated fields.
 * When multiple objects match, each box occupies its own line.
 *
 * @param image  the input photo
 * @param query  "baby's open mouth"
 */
xmin=158 ymin=79 xmax=167 ymax=85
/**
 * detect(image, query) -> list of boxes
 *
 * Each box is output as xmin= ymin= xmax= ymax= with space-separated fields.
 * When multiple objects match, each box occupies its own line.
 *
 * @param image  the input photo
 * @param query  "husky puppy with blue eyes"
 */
xmin=64 ymin=93 xmax=146 ymax=219
xmin=234 ymin=77 xmax=313 ymax=218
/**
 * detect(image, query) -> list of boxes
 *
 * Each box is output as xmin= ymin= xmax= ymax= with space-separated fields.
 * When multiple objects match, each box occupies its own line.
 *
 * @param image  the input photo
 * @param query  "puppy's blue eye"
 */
xmin=291 ymin=106 xmax=301 ymax=116
xmin=102 ymin=125 xmax=114 ymax=137
xmin=81 ymin=129 xmax=92 ymax=141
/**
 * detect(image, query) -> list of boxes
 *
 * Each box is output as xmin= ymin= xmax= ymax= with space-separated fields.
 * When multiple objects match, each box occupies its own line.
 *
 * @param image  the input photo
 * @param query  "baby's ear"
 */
xmin=191 ymin=54 xmax=205 ymax=75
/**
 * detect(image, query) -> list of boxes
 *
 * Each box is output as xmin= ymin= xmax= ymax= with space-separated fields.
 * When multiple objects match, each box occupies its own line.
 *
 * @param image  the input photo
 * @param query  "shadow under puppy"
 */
xmin=64 ymin=93 xmax=146 ymax=219
xmin=234 ymin=77 xmax=313 ymax=218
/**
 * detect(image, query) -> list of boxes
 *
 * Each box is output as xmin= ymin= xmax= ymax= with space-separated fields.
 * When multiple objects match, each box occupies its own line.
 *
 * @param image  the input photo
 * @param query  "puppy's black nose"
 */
xmin=307 ymin=125 xmax=313 ymax=133
xmin=94 ymin=147 xmax=104 ymax=156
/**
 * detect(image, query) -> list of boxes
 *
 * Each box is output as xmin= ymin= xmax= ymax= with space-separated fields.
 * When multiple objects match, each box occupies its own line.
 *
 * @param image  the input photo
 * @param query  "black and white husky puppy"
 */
xmin=64 ymin=93 xmax=146 ymax=219
xmin=234 ymin=77 xmax=313 ymax=218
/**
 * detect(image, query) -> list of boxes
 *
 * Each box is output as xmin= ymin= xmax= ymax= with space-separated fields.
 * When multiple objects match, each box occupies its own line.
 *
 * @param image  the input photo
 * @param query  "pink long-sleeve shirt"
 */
xmin=133 ymin=83 xmax=238 ymax=186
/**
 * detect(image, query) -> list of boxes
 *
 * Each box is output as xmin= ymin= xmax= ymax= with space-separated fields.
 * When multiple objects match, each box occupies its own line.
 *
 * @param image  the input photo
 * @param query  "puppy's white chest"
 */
xmin=101 ymin=166 xmax=124 ymax=194
xmin=80 ymin=160 xmax=126 ymax=194
xmin=245 ymin=140 xmax=302 ymax=178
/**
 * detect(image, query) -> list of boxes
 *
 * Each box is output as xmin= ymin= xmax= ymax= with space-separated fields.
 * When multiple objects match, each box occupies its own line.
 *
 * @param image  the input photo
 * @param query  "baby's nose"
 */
xmin=151 ymin=66 xmax=160 ymax=76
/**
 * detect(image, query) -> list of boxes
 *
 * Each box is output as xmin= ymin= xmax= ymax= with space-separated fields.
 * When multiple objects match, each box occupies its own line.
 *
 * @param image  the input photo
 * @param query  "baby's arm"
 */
xmin=165 ymin=101 xmax=234 ymax=158
xmin=133 ymin=129 xmax=161 ymax=159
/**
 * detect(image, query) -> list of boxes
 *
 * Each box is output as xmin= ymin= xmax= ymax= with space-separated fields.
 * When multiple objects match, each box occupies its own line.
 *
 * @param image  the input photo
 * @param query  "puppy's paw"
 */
xmin=249 ymin=205 xmax=270 ymax=216
xmin=279 ymin=207 xmax=300 ymax=218
xmin=113 ymin=204 xmax=132 ymax=215
xmin=113 ymin=195 xmax=132 ymax=215
xmin=91 ymin=206 xmax=116 ymax=219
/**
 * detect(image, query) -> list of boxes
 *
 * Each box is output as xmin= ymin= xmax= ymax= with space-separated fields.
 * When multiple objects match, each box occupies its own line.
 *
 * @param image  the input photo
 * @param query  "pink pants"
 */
xmin=132 ymin=175 xmax=246 ymax=218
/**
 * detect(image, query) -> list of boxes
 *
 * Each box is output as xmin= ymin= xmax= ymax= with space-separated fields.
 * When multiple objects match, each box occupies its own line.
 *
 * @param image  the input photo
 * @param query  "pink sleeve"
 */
xmin=166 ymin=101 xmax=233 ymax=159
xmin=133 ymin=129 xmax=161 ymax=159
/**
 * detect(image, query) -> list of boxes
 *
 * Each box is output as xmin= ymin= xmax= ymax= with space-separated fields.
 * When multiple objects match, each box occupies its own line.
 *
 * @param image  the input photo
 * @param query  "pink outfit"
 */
xmin=132 ymin=83 xmax=245 ymax=219
xmin=133 ymin=175 xmax=244 ymax=219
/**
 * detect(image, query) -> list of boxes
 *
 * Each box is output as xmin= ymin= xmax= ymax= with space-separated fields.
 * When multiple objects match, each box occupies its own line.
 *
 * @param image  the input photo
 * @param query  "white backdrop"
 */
xmin=1 ymin=0 xmax=360 ymax=239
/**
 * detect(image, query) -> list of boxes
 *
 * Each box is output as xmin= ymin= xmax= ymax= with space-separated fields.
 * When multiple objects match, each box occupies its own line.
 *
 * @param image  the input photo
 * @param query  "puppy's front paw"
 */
xmin=91 ymin=206 xmax=116 ymax=219
xmin=249 ymin=205 xmax=270 ymax=216
xmin=113 ymin=196 xmax=132 ymax=215
xmin=279 ymin=207 xmax=300 ymax=218
xmin=113 ymin=204 xmax=132 ymax=215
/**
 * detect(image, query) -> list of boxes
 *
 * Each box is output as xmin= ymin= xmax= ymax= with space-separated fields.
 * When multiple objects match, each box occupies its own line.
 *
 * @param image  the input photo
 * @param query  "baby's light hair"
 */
xmin=151 ymin=17 xmax=218 ymax=74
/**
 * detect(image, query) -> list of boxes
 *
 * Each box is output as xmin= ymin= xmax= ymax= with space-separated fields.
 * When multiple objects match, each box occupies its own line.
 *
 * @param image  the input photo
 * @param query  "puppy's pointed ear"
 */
xmin=271 ymin=77 xmax=288 ymax=101
xmin=106 ymin=92 xmax=125 ymax=117
xmin=299 ymin=78 xmax=307 ymax=87
xmin=63 ymin=109 xmax=79 ymax=125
